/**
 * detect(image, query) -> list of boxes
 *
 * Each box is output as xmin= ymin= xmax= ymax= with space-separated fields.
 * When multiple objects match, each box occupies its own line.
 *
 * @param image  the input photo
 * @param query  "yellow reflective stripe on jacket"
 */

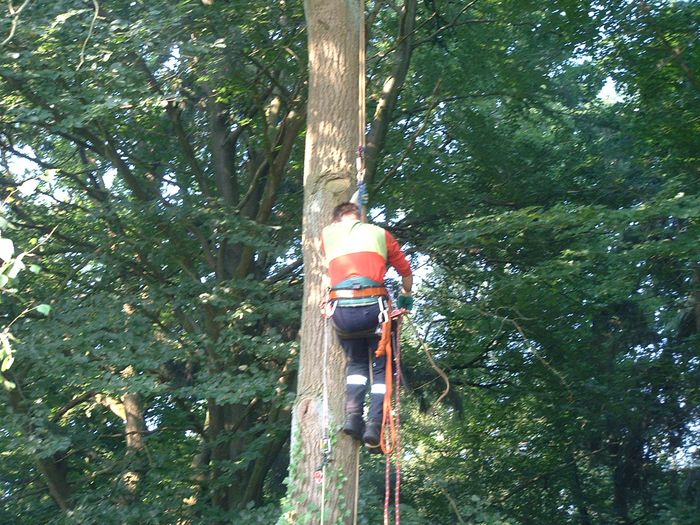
xmin=322 ymin=221 xmax=387 ymax=263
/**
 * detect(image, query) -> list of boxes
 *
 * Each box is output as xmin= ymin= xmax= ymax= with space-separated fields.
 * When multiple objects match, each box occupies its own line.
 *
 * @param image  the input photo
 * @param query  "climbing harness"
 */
xmin=318 ymin=288 xmax=365 ymax=525
xmin=319 ymin=291 xmax=338 ymax=320
xmin=328 ymin=287 xmax=407 ymax=525
xmin=316 ymin=297 xmax=451 ymax=525
xmin=329 ymin=286 xmax=388 ymax=301
xmin=319 ymin=285 xmax=407 ymax=525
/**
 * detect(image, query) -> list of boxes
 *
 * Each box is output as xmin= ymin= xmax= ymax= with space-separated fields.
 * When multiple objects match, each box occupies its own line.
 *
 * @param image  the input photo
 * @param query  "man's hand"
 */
xmin=359 ymin=183 xmax=369 ymax=206
xmin=396 ymin=294 xmax=414 ymax=311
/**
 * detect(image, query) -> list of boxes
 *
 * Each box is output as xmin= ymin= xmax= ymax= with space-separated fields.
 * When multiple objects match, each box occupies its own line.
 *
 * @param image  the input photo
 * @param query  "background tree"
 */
xmin=1 ymin=1 xmax=698 ymax=524
xmin=1 ymin=1 xmax=307 ymax=522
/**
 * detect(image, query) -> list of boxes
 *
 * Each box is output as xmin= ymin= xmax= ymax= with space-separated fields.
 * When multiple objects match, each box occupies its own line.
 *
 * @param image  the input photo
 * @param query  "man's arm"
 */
xmin=385 ymin=230 xmax=414 ymax=310
xmin=385 ymin=230 xmax=412 ymax=278
xmin=397 ymin=273 xmax=414 ymax=311
xmin=401 ymin=274 xmax=413 ymax=296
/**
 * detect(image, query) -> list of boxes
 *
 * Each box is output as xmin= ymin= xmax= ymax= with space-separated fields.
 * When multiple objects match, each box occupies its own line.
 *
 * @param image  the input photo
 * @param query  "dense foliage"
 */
xmin=1 ymin=1 xmax=698 ymax=524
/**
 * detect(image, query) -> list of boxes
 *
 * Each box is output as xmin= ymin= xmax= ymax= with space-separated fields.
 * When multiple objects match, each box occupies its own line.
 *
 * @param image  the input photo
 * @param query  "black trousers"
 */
xmin=332 ymin=302 xmax=386 ymax=423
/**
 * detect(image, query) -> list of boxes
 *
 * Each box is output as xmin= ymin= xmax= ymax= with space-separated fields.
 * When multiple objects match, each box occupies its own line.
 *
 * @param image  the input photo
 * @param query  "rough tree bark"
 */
xmin=121 ymin=391 xmax=147 ymax=497
xmin=282 ymin=1 xmax=362 ymax=523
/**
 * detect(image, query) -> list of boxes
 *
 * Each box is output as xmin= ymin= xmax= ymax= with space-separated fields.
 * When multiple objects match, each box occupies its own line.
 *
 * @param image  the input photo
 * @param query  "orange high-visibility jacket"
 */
xmin=321 ymin=220 xmax=412 ymax=287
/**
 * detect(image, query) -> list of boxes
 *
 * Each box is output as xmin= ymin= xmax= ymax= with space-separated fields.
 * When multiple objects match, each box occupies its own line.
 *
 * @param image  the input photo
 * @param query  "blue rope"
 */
xmin=357 ymin=180 xmax=367 ymax=217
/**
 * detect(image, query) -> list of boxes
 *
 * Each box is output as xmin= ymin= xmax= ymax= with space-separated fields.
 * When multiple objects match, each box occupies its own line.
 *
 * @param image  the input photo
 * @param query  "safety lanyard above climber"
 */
xmin=356 ymin=0 xmax=368 ymax=223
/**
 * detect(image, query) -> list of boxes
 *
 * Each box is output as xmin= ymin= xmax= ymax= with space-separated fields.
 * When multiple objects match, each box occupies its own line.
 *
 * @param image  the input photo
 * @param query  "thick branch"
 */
xmin=364 ymin=0 xmax=418 ymax=185
xmin=233 ymin=108 xmax=305 ymax=278
xmin=372 ymin=79 xmax=441 ymax=195
xmin=52 ymin=391 xmax=96 ymax=422
xmin=206 ymin=95 xmax=239 ymax=207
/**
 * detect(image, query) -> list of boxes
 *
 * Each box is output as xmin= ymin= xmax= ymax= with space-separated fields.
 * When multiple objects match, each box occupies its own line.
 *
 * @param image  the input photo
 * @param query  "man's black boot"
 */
xmin=341 ymin=414 xmax=364 ymax=441
xmin=363 ymin=421 xmax=382 ymax=450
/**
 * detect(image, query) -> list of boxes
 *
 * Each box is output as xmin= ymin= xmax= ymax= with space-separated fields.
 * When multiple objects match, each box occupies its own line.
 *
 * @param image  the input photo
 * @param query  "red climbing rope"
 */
xmin=384 ymin=437 xmax=391 ymax=525
xmin=380 ymin=308 xmax=407 ymax=525
xmin=394 ymin=315 xmax=403 ymax=525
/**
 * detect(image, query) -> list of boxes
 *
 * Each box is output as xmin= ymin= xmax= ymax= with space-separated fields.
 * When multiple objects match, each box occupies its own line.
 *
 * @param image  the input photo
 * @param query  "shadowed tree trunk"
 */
xmin=121 ymin=392 xmax=147 ymax=496
xmin=121 ymin=366 xmax=148 ymax=500
xmin=3 ymin=373 xmax=72 ymax=511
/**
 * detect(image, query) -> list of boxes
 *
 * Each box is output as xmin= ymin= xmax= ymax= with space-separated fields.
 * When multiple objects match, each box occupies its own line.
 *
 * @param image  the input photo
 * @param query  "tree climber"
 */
xmin=321 ymin=202 xmax=413 ymax=449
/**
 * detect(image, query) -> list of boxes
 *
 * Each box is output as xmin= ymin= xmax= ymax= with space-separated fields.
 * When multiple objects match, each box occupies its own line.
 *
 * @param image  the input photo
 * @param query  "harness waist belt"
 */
xmin=329 ymin=287 xmax=387 ymax=300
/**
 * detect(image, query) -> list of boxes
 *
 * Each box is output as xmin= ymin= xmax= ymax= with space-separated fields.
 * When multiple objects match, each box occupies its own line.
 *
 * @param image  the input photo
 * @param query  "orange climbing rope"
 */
xmin=394 ymin=316 xmax=404 ymax=524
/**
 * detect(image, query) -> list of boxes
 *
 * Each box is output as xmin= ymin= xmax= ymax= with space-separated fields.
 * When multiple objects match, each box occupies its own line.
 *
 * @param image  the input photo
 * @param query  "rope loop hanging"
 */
xmin=380 ymin=310 xmax=406 ymax=525
xmin=314 ymin=313 xmax=333 ymax=524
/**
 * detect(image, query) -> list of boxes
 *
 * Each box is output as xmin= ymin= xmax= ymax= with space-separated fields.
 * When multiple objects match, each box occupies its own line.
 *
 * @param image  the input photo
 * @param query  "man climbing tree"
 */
xmin=280 ymin=1 xmax=364 ymax=522
xmin=321 ymin=202 xmax=413 ymax=449
xmin=282 ymin=0 xmax=420 ymax=522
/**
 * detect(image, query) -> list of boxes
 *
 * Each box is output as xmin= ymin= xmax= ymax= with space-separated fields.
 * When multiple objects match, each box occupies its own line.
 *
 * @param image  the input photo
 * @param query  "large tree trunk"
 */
xmin=121 ymin=366 xmax=148 ymax=499
xmin=282 ymin=1 xmax=362 ymax=523
xmin=567 ymin=452 xmax=592 ymax=525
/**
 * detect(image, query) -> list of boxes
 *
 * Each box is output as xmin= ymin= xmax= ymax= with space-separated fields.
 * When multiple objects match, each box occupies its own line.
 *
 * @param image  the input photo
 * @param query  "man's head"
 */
xmin=332 ymin=202 xmax=360 ymax=222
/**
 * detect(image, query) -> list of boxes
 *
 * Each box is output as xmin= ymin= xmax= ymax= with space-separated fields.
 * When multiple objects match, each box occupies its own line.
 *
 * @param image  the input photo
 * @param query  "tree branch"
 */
xmin=52 ymin=391 xmax=96 ymax=422
xmin=1 ymin=0 xmax=33 ymax=47
xmin=412 ymin=0 xmax=482 ymax=48
xmin=265 ymin=258 xmax=303 ymax=284
xmin=364 ymin=0 xmax=418 ymax=185
xmin=76 ymin=0 xmax=100 ymax=71
xmin=372 ymin=78 xmax=441 ymax=195
xmin=233 ymin=107 xmax=305 ymax=278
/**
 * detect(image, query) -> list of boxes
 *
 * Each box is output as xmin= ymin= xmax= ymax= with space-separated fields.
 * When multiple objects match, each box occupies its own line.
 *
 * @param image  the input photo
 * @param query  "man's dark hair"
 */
xmin=332 ymin=202 xmax=360 ymax=222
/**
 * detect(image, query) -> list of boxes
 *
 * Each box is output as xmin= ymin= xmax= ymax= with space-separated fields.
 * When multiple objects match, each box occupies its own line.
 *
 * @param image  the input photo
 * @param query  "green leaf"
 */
xmin=0 ymin=333 xmax=12 ymax=372
xmin=29 ymin=264 xmax=41 ymax=274
xmin=6 ymin=257 xmax=24 ymax=279
xmin=0 ymin=238 xmax=14 ymax=261
xmin=0 ymin=354 xmax=13 ymax=372
xmin=0 ymin=332 xmax=8 ymax=356
xmin=36 ymin=304 xmax=51 ymax=316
